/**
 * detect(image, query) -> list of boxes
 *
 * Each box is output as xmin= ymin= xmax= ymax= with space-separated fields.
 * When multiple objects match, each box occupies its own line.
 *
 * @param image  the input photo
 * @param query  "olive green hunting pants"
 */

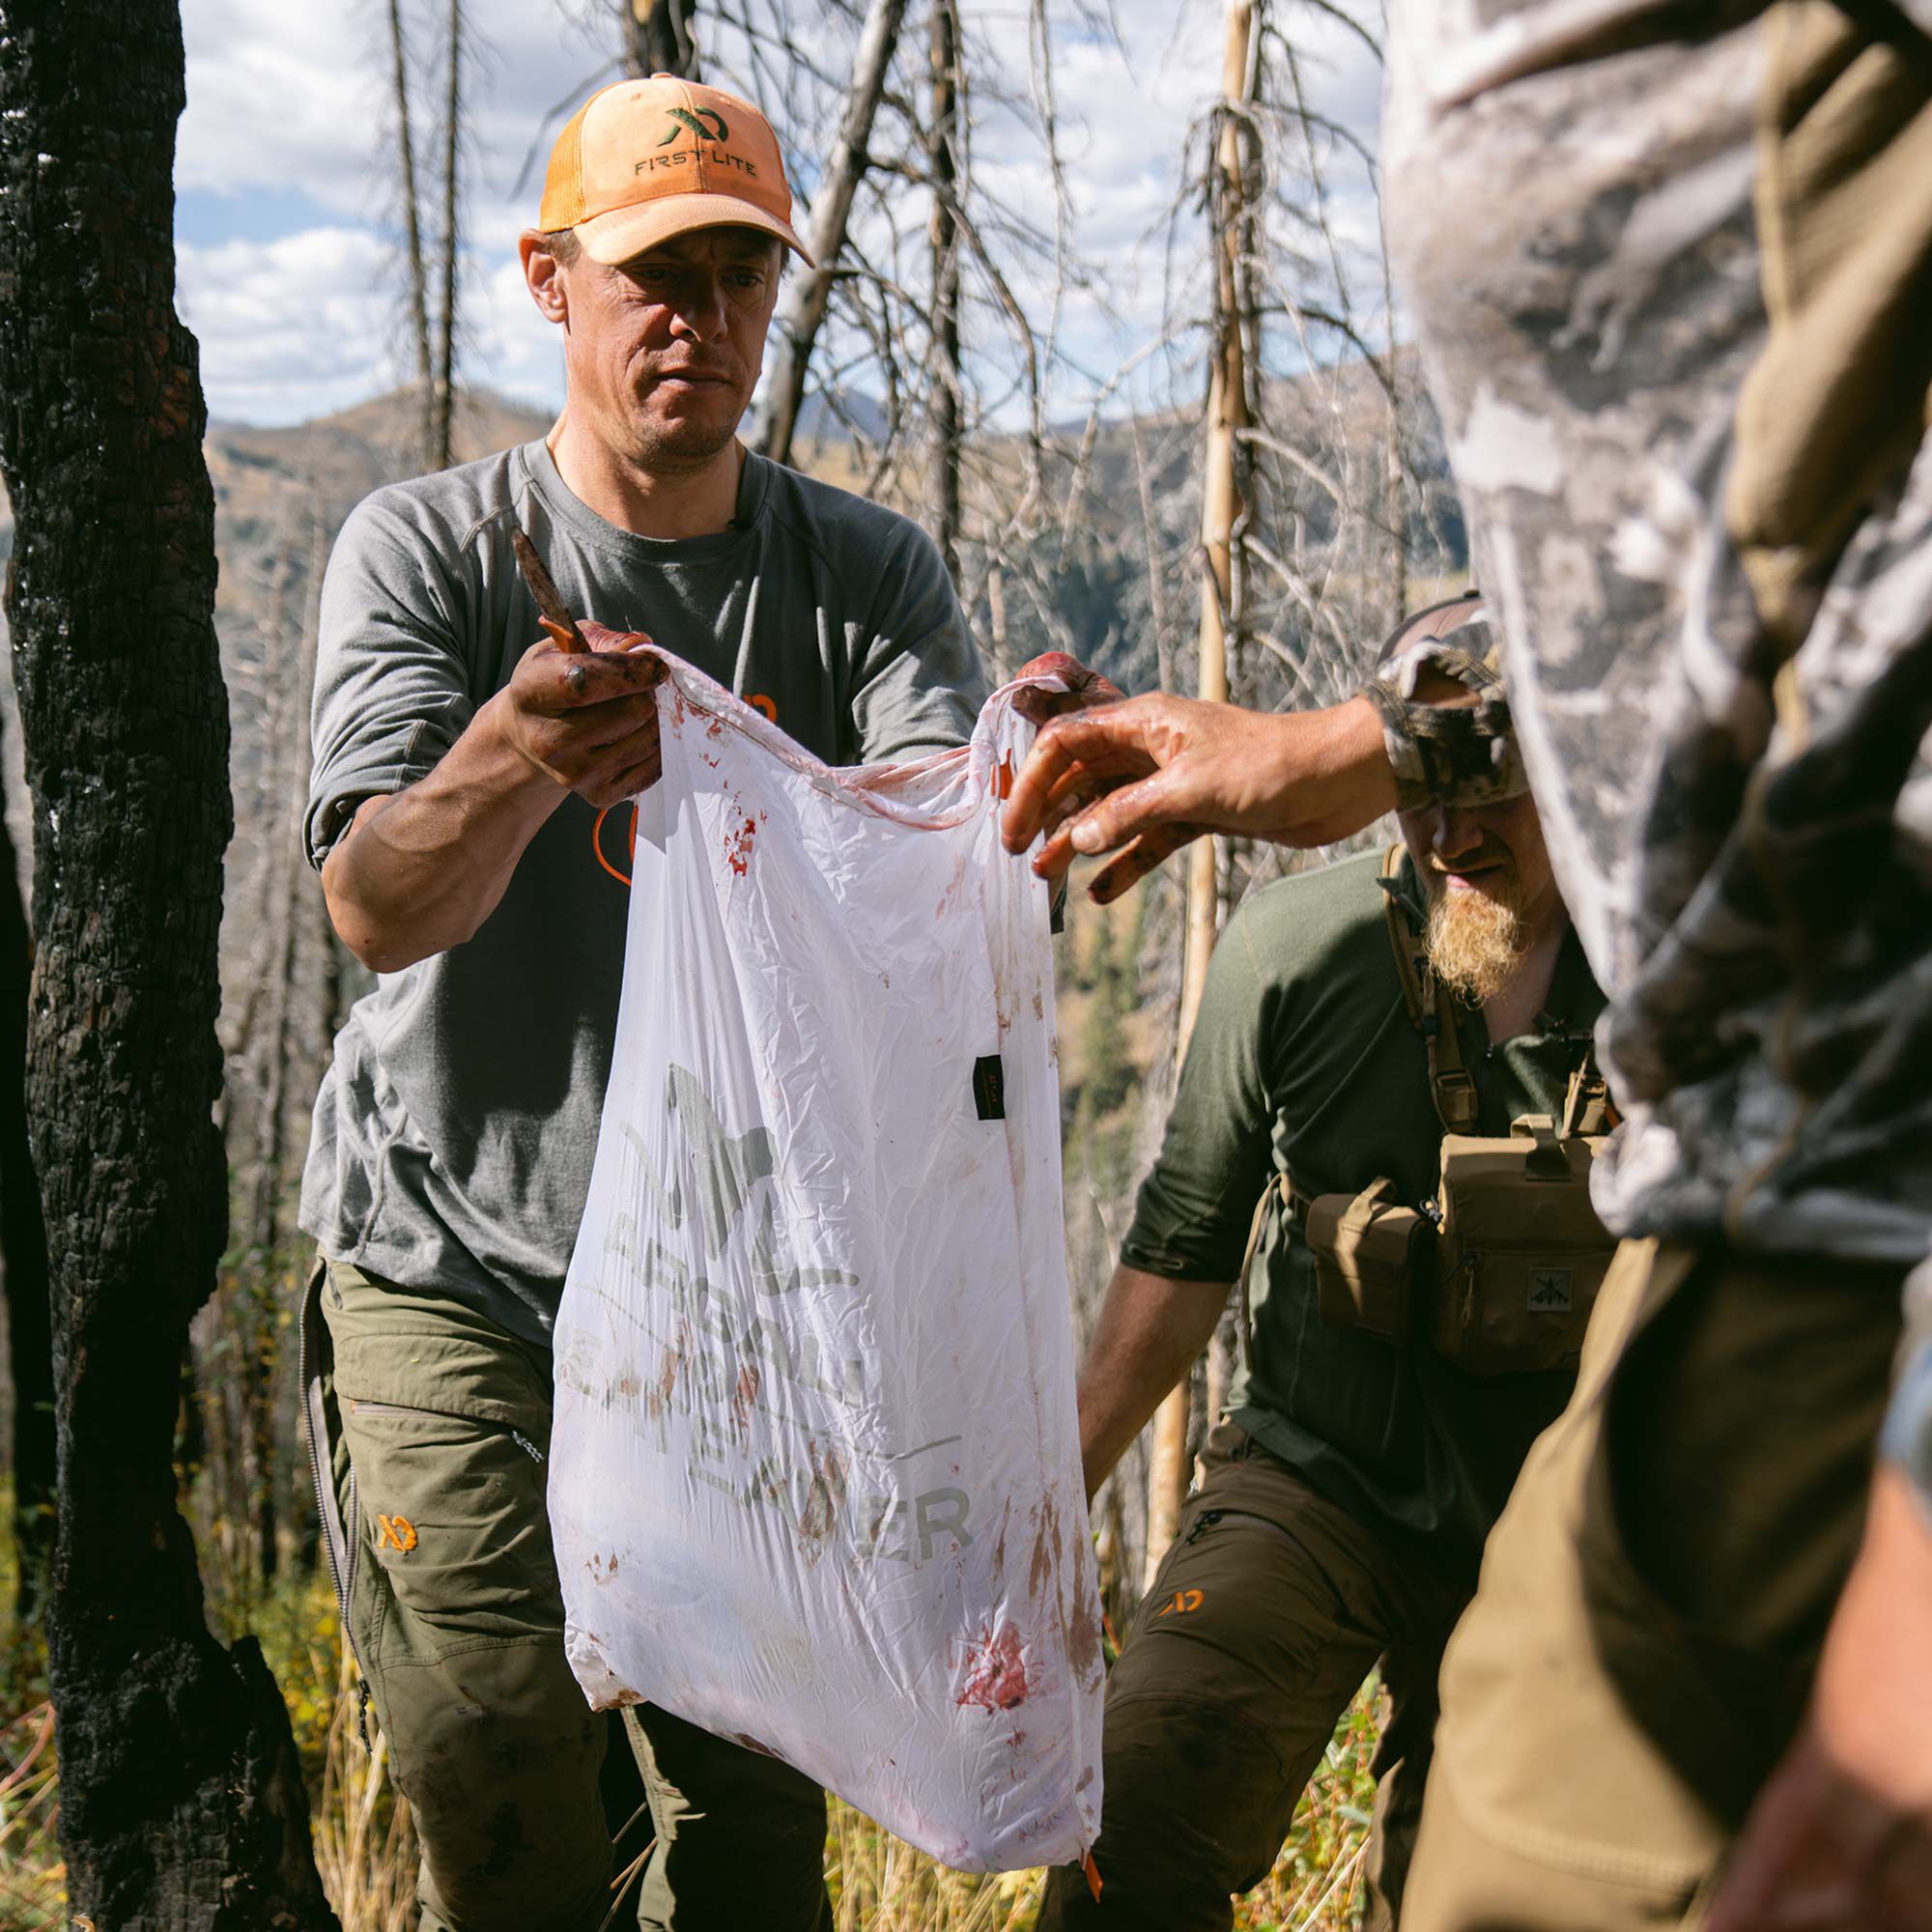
xmin=1035 ymin=1421 xmax=1469 ymax=1932
xmin=1400 ymin=1239 xmax=1905 ymax=1930
xmin=302 ymin=1258 xmax=835 ymax=1932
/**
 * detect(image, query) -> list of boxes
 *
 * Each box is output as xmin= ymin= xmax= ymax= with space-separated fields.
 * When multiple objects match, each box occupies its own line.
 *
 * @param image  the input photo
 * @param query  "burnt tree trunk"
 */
xmin=750 ymin=0 xmax=907 ymax=466
xmin=384 ymin=0 xmax=436 ymax=468
xmin=623 ymin=0 xmax=697 ymax=77
xmin=926 ymin=0 xmax=962 ymax=584
xmin=0 ymin=773 xmax=53 ymax=1619
xmin=0 ymin=3 xmax=338 ymax=1924
xmin=429 ymin=0 xmax=463 ymax=471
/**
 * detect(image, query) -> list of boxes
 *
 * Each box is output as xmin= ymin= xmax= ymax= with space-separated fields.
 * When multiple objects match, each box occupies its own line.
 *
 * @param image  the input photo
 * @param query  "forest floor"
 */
xmin=0 ymin=1525 xmax=1381 ymax=1932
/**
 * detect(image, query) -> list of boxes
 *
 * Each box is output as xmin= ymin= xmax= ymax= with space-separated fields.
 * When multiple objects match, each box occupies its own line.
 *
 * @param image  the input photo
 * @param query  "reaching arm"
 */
xmin=323 ymin=627 xmax=666 ymax=974
xmin=1078 ymin=1264 xmax=1231 ymax=1504
xmin=1001 ymin=693 xmax=1397 ymax=903
xmin=999 ymin=637 xmax=1521 ymax=902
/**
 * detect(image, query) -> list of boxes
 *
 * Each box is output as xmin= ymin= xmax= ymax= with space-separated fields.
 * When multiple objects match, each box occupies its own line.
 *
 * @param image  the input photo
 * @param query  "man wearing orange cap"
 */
xmin=297 ymin=74 xmax=1037 ymax=1932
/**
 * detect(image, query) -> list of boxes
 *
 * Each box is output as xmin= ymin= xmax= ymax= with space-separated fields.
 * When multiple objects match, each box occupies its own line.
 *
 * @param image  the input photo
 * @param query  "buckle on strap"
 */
xmin=1433 ymin=1065 xmax=1480 ymax=1131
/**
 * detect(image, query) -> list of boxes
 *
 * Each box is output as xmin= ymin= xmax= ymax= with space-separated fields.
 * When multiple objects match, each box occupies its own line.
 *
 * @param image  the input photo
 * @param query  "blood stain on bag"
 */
xmin=796 ymin=1440 xmax=849 ymax=1558
xmin=956 ymin=1623 xmax=1031 ymax=1711
xmin=725 ymin=814 xmax=758 ymax=874
xmin=729 ymin=1362 xmax=761 ymax=1439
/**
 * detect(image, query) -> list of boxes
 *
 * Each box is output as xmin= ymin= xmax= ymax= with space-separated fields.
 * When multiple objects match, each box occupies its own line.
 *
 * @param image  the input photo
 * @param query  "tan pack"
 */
xmin=1431 ymin=1073 xmax=1613 ymax=1376
xmin=1278 ymin=850 xmax=1614 ymax=1377
xmin=1302 ymin=1178 xmax=1430 ymax=1345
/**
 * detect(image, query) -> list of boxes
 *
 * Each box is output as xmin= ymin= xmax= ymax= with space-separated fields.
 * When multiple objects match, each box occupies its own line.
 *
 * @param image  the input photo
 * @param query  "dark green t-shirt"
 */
xmin=1122 ymin=848 xmax=1606 ymax=1582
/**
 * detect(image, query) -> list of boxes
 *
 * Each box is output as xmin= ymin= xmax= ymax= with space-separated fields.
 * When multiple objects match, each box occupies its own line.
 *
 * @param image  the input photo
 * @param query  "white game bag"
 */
xmin=550 ymin=651 xmax=1103 ymax=1872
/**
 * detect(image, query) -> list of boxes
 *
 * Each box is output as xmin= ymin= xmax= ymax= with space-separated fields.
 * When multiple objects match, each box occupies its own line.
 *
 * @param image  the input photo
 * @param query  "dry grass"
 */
xmin=0 ymin=1567 xmax=1378 ymax=1932
xmin=0 ymin=1699 xmax=61 ymax=1932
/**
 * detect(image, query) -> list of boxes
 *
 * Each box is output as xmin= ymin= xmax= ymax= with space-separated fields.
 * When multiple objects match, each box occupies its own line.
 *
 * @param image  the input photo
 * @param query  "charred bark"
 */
xmin=384 ymin=0 xmax=436 ymax=468
xmin=429 ymin=0 xmax=464 ymax=471
xmin=0 ymin=773 xmax=52 ymax=1619
xmin=0 ymin=2 xmax=337 ymax=1922
xmin=926 ymin=0 xmax=962 ymax=584
xmin=622 ymin=0 xmax=698 ymax=77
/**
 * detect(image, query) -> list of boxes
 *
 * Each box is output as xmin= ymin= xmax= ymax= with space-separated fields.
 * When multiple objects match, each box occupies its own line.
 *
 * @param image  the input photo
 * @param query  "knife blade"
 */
xmin=510 ymin=525 xmax=589 ymax=654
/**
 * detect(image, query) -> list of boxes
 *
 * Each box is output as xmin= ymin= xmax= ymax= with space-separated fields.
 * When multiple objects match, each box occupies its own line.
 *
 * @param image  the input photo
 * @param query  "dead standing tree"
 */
xmin=926 ymin=0 xmax=963 ymax=582
xmin=385 ymin=0 xmax=436 ymax=461
xmin=429 ymin=0 xmax=466 ymax=469
xmin=0 ymin=1 xmax=337 ymax=1922
xmin=1144 ymin=0 xmax=1259 ymax=1583
xmin=750 ymin=0 xmax=909 ymax=465
xmin=1071 ymin=0 xmax=1441 ymax=1595
xmin=383 ymin=0 xmax=470 ymax=471
xmin=623 ymin=0 xmax=699 ymax=72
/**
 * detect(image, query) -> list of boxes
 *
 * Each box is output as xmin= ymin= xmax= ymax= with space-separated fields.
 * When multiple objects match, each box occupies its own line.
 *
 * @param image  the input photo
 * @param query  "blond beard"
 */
xmin=1426 ymin=871 xmax=1529 ymax=1005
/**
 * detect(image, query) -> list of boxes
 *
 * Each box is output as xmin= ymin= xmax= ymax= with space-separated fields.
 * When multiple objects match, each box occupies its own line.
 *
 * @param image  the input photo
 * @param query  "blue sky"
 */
xmin=175 ymin=0 xmax=1384 ymax=427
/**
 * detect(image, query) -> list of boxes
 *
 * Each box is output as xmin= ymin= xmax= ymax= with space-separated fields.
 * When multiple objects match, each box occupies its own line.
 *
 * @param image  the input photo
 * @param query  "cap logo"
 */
xmin=659 ymin=104 xmax=728 ymax=146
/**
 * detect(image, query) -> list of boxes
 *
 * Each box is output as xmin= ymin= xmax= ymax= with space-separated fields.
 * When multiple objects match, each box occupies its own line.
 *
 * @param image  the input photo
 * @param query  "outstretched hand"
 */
xmin=1705 ymin=1465 xmax=1932 ymax=1931
xmin=999 ymin=691 xmax=1398 ymax=903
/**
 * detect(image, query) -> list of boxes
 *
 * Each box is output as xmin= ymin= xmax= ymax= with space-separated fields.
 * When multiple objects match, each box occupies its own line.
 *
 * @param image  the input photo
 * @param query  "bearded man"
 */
xmin=1034 ymin=595 xmax=1609 ymax=1932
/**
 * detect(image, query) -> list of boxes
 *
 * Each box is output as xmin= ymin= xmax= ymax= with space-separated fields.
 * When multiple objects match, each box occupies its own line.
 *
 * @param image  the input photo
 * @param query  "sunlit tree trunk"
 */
xmin=1147 ymin=0 xmax=1257 ymax=1588
xmin=751 ymin=0 xmax=907 ymax=466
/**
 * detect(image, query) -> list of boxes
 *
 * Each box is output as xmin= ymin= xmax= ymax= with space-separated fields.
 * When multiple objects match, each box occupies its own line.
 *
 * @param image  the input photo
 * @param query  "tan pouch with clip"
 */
xmin=1431 ymin=1107 xmax=1612 ymax=1376
xmin=1305 ymin=1178 xmax=1431 ymax=1346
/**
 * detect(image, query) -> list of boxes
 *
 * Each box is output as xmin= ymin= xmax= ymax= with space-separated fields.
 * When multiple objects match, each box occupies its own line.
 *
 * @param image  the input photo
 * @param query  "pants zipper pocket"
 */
xmin=1182 ymin=1506 xmax=1305 ymax=1554
xmin=344 ymin=1397 xmax=547 ymax=1463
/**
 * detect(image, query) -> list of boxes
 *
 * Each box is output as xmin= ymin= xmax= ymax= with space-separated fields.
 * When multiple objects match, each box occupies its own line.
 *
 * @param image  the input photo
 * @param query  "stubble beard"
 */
xmin=1426 ymin=867 xmax=1530 ymax=1006
xmin=627 ymin=400 xmax=744 ymax=474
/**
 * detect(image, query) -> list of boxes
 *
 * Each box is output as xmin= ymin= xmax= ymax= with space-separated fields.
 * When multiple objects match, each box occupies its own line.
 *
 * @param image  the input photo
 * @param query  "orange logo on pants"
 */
xmin=1155 ymin=1588 xmax=1204 ymax=1618
xmin=375 ymin=1514 xmax=418 ymax=1553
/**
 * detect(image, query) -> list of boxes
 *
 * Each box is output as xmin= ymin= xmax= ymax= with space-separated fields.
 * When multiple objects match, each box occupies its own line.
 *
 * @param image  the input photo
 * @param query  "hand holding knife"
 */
xmin=504 ymin=522 xmax=666 ymax=801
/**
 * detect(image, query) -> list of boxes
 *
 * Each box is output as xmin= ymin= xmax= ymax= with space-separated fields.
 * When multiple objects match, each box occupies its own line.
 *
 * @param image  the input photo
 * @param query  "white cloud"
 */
xmin=179 ymin=226 xmax=400 ymax=423
xmin=181 ymin=0 xmax=384 ymax=219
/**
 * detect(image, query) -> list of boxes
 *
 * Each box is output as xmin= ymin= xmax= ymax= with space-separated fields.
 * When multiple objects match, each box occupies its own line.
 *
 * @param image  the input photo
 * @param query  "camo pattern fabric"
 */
xmin=1378 ymin=1 xmax=1932 ymax=1442
xmin=1365 ymin=615 xmax=1528 ymax=808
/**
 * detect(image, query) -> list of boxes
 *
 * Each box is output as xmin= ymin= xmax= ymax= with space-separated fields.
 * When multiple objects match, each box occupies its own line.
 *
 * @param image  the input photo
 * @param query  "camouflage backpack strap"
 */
xmin=1378 ymin=845 xmax=1480 ymax=1133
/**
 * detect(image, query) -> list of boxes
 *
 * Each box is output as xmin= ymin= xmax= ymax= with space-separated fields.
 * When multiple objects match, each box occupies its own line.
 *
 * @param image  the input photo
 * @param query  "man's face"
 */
xmin=1397 ymin=788 xmax=1562 ymax=1003
xmin=530 ymin=226 xmax=782 ymax=471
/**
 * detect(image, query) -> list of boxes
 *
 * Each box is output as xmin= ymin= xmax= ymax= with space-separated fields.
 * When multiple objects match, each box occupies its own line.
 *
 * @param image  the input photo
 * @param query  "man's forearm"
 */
xmin=322 ymin=693 xmax=567 ymax=974
xmin=1079 ymin=1264 xmax=1231 ymax=1502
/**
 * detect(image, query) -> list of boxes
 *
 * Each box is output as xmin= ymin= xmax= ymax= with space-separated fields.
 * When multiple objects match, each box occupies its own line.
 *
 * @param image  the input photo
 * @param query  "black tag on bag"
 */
xmin=973 ymin=1055 xmax=1006 ymax=1121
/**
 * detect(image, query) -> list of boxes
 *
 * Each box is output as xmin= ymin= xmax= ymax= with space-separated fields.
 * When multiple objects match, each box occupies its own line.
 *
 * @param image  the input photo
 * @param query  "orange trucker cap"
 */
xmin=539 ymin=74 xmax=814 ymax=269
